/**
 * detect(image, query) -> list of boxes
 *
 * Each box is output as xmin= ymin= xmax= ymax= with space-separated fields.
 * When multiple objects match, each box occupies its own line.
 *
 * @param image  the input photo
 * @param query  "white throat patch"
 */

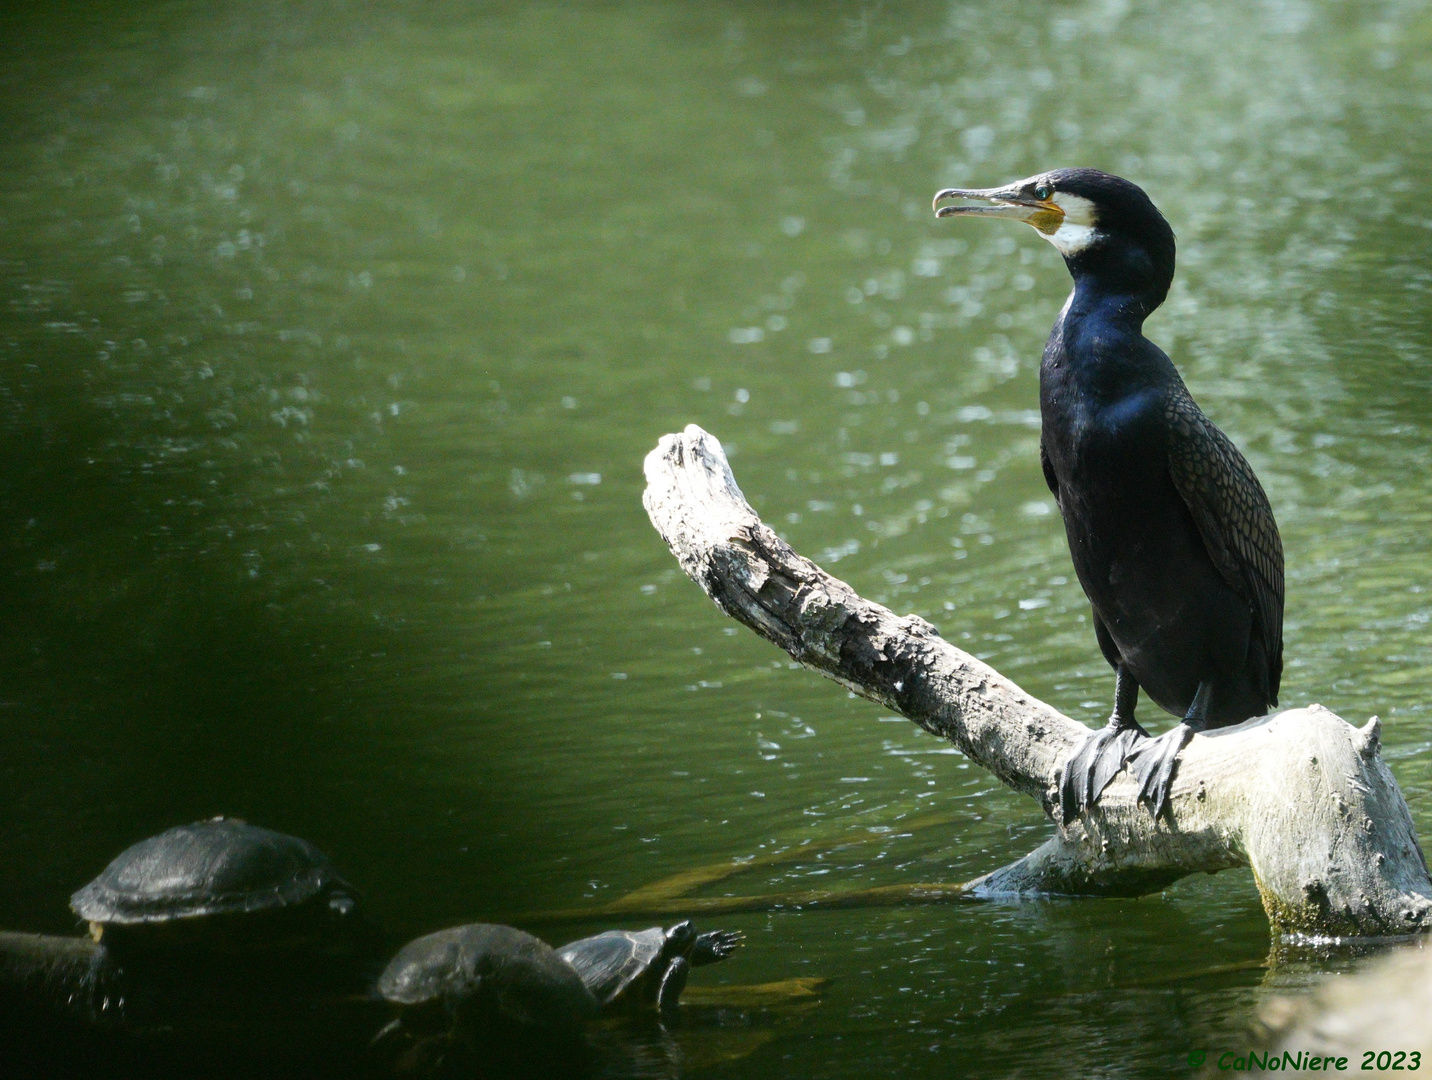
xmin=1041 ymin=192 xmax=1100 ymax=256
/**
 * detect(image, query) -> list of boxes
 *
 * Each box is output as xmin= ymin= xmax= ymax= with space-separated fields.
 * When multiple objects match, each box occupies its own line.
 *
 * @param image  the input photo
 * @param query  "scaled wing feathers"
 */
xmin=1164 ymin=388 xmax=1285 ymax=700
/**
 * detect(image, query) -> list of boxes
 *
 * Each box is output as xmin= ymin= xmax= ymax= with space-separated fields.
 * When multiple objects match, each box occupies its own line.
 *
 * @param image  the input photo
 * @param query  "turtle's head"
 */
xmin=663 ymin=920 xmax=698 ymax=956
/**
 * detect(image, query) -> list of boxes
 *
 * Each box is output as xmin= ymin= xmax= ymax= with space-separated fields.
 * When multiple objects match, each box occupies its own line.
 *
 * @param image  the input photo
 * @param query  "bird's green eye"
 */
xmin=1034 ymin=184 xmax=1053 ymax=201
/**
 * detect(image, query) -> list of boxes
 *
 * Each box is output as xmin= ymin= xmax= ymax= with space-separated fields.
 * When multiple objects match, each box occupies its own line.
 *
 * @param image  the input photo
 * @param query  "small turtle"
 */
xmin=69 ymin=817 xmax=368 ymax=957
xmin=556 ymin=921 xmax=743 ymax=1014
xmin=374 ymin=923 xmax=597 ymax=1073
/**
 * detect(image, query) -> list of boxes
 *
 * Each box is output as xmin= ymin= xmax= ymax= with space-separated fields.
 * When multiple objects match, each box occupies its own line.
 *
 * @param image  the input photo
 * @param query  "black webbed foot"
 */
xmin=1059 ymin=716 xmax=1148 ymax=825
xmin=1128 ymin=722 xmax=1195 ymax=820
xmin=1128 ymin=681 xmax=1211 ymax=819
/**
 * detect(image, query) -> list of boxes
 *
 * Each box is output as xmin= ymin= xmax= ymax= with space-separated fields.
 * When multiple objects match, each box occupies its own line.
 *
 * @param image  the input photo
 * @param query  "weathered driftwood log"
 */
xmin=0 ymin=931 xmax=119 ymax=1023
xmin=642 ymin=425 xmax=1432 ymax=937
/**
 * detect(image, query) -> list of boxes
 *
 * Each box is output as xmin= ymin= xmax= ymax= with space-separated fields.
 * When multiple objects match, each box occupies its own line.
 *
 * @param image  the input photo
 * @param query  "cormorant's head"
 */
xmin=932 ymin=168 xmax=1175 ymax=310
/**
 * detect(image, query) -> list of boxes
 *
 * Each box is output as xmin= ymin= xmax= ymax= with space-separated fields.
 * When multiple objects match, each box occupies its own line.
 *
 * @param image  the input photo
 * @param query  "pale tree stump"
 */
xmin=642 ymin=425 xmax=1432 ymax=937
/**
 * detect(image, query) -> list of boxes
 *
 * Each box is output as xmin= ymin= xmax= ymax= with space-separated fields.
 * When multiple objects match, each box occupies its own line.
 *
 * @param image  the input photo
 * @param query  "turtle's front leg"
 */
xmin=656 ymin=956 xmax=690 ymax=1013
xmin=690 ymin=929 xmax=743 ymax=967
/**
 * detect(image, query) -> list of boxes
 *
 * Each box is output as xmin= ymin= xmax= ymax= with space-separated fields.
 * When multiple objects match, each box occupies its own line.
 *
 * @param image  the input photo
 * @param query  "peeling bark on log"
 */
xmin=642 ymin=425 xmax=1432 ymax=937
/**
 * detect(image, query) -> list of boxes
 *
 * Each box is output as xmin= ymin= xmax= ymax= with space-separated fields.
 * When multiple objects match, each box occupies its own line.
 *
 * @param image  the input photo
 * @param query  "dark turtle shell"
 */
xmin=377 ymin=924 xmax=596 ymax=1034
xmin=70 ymin=818 xmax=354 ymax=926
xmin=554 ymin=926 xmax=667 ymax=1007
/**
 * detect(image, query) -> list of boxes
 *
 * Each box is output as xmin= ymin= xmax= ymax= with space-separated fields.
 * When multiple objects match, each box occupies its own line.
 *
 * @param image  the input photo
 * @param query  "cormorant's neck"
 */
xmin=1060 ymin=237 xmax=1174 ymax=332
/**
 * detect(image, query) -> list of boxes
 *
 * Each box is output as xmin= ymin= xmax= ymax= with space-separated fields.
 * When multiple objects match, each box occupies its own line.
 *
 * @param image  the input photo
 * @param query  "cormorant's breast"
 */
xmin=1040 ymin=306 xmax=1262 ymax=720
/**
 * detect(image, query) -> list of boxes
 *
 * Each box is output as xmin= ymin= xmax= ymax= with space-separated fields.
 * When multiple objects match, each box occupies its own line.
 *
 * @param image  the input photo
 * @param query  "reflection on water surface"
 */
xmin=2 ymin=0 xmax=1432 ymax=1075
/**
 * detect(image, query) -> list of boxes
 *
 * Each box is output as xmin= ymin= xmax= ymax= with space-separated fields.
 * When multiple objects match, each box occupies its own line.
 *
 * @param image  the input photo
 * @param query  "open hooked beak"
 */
xmin=932 ymin=185 xmax=1064 ymax=234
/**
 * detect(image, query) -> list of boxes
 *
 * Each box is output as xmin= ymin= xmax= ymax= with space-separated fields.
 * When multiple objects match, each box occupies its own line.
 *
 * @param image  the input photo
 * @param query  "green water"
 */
xmin=3 ymin=0 xmax=1432 ymax=1074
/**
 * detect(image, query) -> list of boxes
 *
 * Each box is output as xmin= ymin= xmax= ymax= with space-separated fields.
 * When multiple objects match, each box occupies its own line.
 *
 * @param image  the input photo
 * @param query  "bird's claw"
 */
xmin=1128 ymin=723 xmax=1194 ymax=820
xmin=1059 ymin=716 xmax=1147 ymax=825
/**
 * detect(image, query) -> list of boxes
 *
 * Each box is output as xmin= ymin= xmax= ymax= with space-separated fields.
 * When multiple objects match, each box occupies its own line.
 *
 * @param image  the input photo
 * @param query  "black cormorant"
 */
xmin=932 ymin=169 xmax=1284 ymax=822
